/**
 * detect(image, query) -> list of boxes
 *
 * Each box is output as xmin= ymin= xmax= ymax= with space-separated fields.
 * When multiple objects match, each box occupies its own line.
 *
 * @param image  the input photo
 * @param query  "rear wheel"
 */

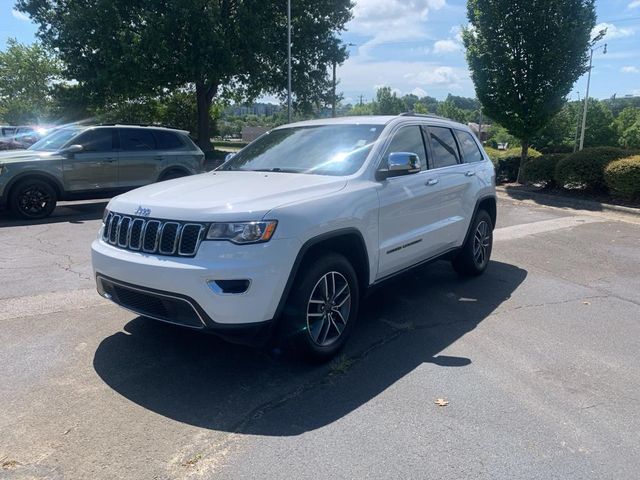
xmin=452 ymin=209 xmax=493 ymax=277
xmin=281 ymin=252 xmax=360 ymax=362
xmin=159 ymin=170 xmax=187 ymax=182
xmin=10 ymin=179 xmax=58 ymax=219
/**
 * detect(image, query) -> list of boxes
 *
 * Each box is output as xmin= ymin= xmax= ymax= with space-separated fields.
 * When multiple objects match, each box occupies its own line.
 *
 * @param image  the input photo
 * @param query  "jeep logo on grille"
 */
xmin=135 ymin=207 xmax=151 ymax=217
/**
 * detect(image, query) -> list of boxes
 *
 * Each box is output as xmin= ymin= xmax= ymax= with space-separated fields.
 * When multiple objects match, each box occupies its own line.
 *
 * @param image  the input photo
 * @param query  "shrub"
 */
xmin=604 ymin=156 xmax=640 ymax=200
xmin=492 ymin=156 xmax=521 ymax=183
xmin=554 ymin=147 xmax=637 ymax=191
xmin=520 ymin=154 xmax=567 ymax=187
xmin=486 ymin=147 xmax=541 ymax=162
xmin=538 ymin=145 xmax=574 ymax=154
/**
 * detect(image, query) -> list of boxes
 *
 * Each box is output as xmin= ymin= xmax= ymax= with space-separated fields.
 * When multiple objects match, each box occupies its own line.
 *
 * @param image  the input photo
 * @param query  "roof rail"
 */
xmin=96 ymin=123 xmax=185 ymax=131
xmin=398 ymin=112 xmax=446 ymax=119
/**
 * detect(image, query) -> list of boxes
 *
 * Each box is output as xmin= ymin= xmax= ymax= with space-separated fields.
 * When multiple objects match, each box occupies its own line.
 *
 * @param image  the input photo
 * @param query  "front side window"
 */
xmin=456 ymin=130 xmax=484 ymax=163
xmin=382 ymin=126 xmax=427 ymax=170
xmin=221 ymin=124 xmax=382 ymax=176
xmin=428 ymin=126 xmax=460 ymax=169
xmin=120 ymin=129 xmax=156 ymax=151
xmin=74 ymin=129 xmax=113 ymax=152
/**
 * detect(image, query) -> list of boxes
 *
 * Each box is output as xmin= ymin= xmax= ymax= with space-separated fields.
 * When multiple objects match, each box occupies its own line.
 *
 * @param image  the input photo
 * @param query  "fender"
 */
xmin=461 ymin=195 xmax=497 ymax=247
xmin=157 ymin=166 xmax=191 ymax=181
xmin=272 ymin=228 xmax=370 ymax=321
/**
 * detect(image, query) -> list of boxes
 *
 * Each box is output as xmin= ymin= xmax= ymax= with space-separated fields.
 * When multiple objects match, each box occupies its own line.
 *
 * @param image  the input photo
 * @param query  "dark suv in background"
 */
xmin=0 ymin=125 xmax=205 ymax=219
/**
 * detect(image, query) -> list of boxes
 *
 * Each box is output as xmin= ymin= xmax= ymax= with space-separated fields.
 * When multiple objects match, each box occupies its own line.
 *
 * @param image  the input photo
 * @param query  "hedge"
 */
xmin=554 ymin=147 xmax=637 ymax=191
xmin=604 ymin=156 xmax=640 ymax=200
xmin=520 ymin=154 xmax=567 ymax=187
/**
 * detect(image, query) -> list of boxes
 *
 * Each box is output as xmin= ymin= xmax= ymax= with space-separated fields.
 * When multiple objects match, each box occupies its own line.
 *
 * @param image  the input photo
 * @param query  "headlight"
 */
xmin=206 ymin=221 xmax=277 ymax=244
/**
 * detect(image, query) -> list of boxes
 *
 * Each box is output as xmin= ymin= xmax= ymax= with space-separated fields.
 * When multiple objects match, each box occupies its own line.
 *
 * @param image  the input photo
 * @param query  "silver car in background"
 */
xmin=0 ymin=125 xmax=205 ymax=219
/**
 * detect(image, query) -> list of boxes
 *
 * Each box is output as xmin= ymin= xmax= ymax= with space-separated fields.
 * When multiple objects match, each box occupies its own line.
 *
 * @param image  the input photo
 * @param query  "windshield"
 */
xmin=220 ymin=124 xmax=383 ymax=176
xmin=29 ymin=128 xmax=83 ymax=151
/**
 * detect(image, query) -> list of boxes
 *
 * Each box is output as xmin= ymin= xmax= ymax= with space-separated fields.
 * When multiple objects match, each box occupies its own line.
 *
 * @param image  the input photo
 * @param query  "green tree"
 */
xmin=18 ymin=0 xmax=353 ymax=149
xmin=0 ymin=38 xmax=61 ymax=124
xmin=437 ymin=99 xmax=467 ymax=123
xmin=463 ymin=0 xmax=597 ymax=181
xmin=581 ymin=99 xmax=616 ymax=147
xmin=614 ymin=107 xmax=640 ymax=143
xmin=619 ymin=121 xmax=640 ymax=149
xmin=372 ymin=87 xmax=406 ymax=115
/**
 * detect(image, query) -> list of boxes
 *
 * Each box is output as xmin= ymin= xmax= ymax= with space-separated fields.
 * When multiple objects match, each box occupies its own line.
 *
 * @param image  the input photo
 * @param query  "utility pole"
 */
xmin=574 ymin=92 xmax=581 ymax=153
xmin=579 ymin=33 xmax=607 ymax=151
xmin=358 ymin=94 xmax=365 ymax=106
xmin=331 ymin=60 xmax=337 ymax=118
xmin=287 ymin=0 xmax=292 ymax=123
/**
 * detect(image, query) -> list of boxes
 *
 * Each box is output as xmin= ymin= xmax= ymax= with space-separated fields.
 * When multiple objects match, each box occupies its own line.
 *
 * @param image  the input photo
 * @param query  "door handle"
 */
xmin=103 ymin=158 xmax=116 ymax=163
xmin=155 ymin=156 xmax=165 ymax=161
xmin=425 ymin=178 xmax=439 ymax=186
xmin=465 ymin=170 xmax=476 ymax=177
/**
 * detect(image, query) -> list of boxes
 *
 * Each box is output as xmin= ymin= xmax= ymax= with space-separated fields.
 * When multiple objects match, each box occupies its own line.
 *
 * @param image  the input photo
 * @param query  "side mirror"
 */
xmin=224 ymin=152 xmax=236 ymax=162
xmin=377 ymin=152 xmax=421 ymax=180
xmin=59 ymin=144 xmax=83 ymax=156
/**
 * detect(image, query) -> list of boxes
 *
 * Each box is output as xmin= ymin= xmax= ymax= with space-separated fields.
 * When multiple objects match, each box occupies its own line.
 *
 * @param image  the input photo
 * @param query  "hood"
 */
xmin=108 ymin=171 xmax=348 ymax=222
xmin=0 ymin=149 xmax=60 ymax=164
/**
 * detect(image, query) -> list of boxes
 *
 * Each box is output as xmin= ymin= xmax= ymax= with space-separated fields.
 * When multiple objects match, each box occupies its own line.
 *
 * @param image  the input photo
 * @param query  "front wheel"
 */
xmin=281 ymin=252 xmax=360 ymax=362
xmin=10 ymin=179 xmax=58 ymax=219
xmin=452 ymin=209 xmax=493 ymax=277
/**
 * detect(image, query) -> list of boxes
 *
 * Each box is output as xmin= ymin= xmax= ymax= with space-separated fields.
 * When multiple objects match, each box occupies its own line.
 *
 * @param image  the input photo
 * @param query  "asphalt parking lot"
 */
xmin=1 ymin=196 xmax=639 ymax=480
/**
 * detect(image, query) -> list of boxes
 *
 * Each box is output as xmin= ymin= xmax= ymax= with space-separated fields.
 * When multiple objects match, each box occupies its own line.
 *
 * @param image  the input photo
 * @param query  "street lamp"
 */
xmin=579 ymin=34 xmax=607 ymax=151
xmin=332 ymin=42 xmax=356 ymax=118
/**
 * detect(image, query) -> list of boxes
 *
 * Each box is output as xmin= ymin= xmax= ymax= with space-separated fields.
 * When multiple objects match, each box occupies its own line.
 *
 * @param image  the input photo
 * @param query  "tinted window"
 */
xmin=74 ymin=129 xmax=113 ymax=152
xmin=120 ymin=129 xmax=156 ymax=151
xmin=383 ymin=126 xmax=427 ymax=169
xmin=456 ymin=130 xmax=484 ymax=163
xmin=428 ymin=126 xmax=460 ymax=169
xmin=153 ymin=130 xmax=183 ymax=150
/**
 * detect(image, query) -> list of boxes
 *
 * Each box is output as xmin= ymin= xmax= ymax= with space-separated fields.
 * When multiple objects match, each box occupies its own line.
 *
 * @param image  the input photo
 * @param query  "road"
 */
xmin=1 ymin=196 xmax=639 ymax=480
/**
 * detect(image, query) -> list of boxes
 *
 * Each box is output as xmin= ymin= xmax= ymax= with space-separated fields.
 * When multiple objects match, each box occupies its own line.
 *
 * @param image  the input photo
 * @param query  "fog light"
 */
xmin=207 ymin=279 xmax=251 ymax=295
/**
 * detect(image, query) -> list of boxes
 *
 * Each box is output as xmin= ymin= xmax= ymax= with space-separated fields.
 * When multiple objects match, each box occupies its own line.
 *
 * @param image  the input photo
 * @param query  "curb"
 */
xmin=496 ymin=186 xmax=640 ymax=218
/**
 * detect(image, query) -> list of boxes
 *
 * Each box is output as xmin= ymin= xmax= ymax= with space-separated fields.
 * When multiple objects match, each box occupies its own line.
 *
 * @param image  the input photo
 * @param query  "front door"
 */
xmin=376 ymin=125 xmax=440 ymax=279
xmin=62 ymin=128 xmax=118 ymax=191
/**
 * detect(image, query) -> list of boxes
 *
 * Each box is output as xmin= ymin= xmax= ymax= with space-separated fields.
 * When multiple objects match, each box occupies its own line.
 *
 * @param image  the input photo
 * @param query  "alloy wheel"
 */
xmin=473 ymin=220 xmax=491 ymax=267
xmin=306 ymin=271 xmax=351 ymax=347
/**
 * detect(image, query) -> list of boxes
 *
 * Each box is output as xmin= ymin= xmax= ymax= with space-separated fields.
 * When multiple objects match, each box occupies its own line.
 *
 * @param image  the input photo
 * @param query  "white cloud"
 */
xmin=621 ymin=66 xmax=640 ymax=74
xmin=405 ymin=65 xmax=464 ymax=86
xmin=348 ymin=0 xmax=447 ymax=58
xmin=629 ymin=1 xmax=640 ymax=9
xmin=592 ymin=22 xmax=635 ymax=40
xmin=434 ymin=39 xmax=461 ymax=54
xmin=11 ymin=9 xmax=30 ymax=22
xmin=410 ymin=87 xmax=428 ymax=97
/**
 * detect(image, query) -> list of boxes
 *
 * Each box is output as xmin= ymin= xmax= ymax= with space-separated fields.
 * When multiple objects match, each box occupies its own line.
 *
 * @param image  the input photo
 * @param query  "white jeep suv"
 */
xmin=92 ymin=114 xmax=496 ymax=361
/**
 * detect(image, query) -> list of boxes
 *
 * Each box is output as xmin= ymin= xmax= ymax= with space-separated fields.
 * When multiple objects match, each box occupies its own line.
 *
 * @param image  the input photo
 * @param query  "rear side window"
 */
xmin=153 ymin=130 xmax=184 ymax=150
xmin=383 ymin=126 xmax=427 ymax=170
xmin=74 ymin=129 xmax=113 ymax=152
xmin=120 ymin=129 xmax=156 ymax=151
xmin=456 ymin=130 xmax=484 ymax=163
xmin=427 ymin=126 xmax=460 ymax=169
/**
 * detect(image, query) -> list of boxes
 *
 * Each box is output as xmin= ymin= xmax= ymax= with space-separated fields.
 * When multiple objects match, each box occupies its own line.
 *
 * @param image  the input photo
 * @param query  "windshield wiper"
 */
xmin=249 ymin=168 xmax=302 ymax=174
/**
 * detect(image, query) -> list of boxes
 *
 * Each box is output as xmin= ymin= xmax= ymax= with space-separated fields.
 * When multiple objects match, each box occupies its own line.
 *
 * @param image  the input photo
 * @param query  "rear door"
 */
xmin=117 ymin=128 xmax=161 ymax=188
xmin=422 ymin=125 xmax=476 ymax=247
xmin=62 ymin=128 xmax=118 ymax=191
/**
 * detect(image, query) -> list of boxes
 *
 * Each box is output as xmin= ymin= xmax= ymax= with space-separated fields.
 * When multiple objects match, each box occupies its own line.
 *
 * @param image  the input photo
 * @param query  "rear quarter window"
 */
xmin=153 ymin=130 xmax=184 ymax=150
xmin=455 ymin=130 xmax=485 ymax=163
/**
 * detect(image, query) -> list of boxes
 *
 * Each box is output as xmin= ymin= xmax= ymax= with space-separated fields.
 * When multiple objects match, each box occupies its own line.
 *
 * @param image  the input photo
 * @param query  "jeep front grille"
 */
xmin=103 ymin=212 xmax=206 ymax=257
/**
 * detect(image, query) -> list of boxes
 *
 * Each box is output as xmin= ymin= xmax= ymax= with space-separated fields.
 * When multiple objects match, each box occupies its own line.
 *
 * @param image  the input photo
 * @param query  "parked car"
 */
xmin=92 ymin=114 xmax=497 ymax=361
xmin=0 ymin=125 xmax=51 ymax=150
xmin=0 ymin=125 xmax=205 ymax=219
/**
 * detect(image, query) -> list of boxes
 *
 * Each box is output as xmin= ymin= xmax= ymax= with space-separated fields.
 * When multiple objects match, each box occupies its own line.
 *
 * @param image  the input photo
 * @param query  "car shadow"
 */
xmin=93 ymin=260 xmax=527 ymax=436
xmin=0 ymin=200 xmax=108 ymax=227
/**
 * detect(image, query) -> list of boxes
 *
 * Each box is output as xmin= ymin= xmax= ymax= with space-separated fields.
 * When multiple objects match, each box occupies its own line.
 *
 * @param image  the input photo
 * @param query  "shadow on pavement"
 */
xmin=0 ymin=200 xmax=108 ymax=227
xmin=93 ymin=260 xmax=527 ymax=436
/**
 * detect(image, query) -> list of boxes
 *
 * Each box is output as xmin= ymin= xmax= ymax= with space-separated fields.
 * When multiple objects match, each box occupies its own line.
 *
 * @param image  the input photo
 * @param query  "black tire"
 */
xmin=280 ymin=252 xmax=360 ymax=363
xmin=9 ymin=178 xmax=58 ymax=219
xmin=159 ymin=170 xmax=187 ymax=182
xmin=452 ymin=209 xmax=493 ymax=277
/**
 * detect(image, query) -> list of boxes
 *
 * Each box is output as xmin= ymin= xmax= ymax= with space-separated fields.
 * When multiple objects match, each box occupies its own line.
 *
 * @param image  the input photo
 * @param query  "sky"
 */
xmin=1 ymin=0 xmax=639 ymax=104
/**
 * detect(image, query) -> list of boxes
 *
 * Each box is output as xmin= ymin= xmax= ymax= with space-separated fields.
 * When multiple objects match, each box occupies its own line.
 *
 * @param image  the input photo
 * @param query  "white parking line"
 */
xmin=494 ymin=215 xmax=606 ymax=242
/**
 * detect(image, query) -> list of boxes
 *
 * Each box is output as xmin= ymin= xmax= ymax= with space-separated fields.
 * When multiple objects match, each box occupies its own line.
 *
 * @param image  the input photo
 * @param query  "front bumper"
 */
xmin=91 ymin=236 xmax=300 ymax=342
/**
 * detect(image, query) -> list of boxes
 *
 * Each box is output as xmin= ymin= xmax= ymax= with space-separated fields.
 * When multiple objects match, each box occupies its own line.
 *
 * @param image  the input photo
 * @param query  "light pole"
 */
xmin=579 ymin=39 xmax=607 ymax=151
xmin=574 ymin=91 xmax=581 ymax=153
xmin=287 ymin=0 xmax=292 ymax=124
xmin=331 ymin=42 xmax=356 ymax=118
